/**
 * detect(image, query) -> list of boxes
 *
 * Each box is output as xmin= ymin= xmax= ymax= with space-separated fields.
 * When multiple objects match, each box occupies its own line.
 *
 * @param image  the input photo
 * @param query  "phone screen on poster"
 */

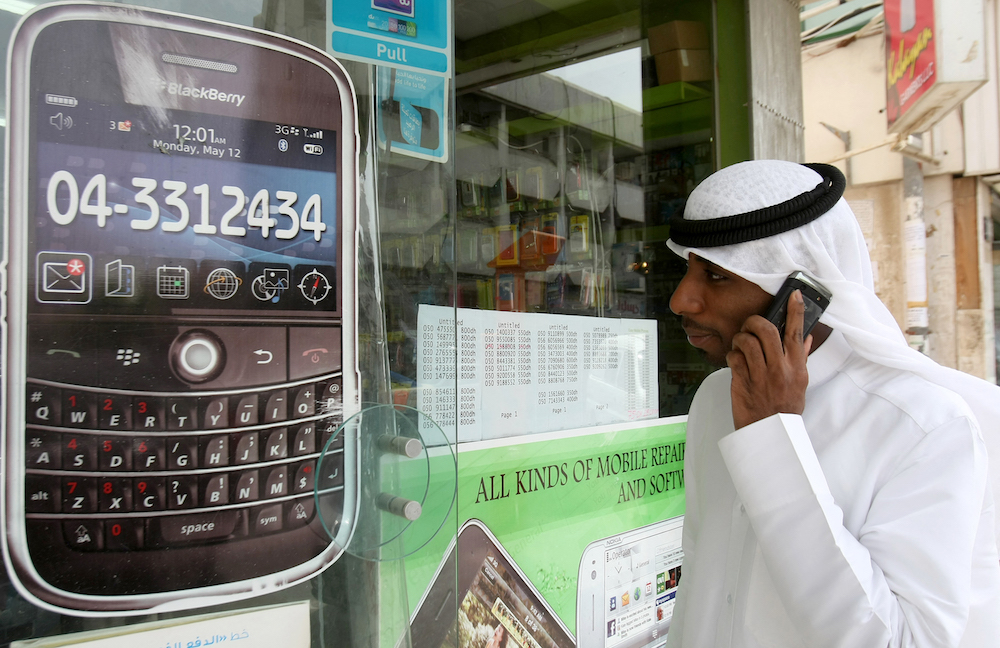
xmin=578 ymin=518 xmax=684 ymax=648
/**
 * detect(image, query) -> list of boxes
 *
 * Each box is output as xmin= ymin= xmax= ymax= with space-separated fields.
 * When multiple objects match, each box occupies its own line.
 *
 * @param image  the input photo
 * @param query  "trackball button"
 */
xmin=170 ymin=330 xmax=226 ymax=384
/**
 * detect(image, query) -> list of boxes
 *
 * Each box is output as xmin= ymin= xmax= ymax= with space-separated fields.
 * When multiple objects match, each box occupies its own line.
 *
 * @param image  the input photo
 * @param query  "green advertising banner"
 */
xmin=404 ymin=417 xmax=687 ymax=637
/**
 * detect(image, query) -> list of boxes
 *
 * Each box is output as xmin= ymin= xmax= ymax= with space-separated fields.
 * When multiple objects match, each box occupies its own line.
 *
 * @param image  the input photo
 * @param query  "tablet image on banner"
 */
xmin=577 ymin=518 xmax=684 ymax=648
xmin=409 ymin=519 xmax=576 ymax=648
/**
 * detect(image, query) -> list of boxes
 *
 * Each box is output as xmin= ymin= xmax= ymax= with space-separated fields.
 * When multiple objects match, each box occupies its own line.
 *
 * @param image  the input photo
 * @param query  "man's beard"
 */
xmin=681 ymin=317 xmax=728 ymax=368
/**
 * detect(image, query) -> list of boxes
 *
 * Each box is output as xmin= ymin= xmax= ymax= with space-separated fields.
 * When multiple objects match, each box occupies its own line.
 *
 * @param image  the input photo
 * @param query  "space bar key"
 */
xmin=155 ymin=511 xmax=240 ymax=545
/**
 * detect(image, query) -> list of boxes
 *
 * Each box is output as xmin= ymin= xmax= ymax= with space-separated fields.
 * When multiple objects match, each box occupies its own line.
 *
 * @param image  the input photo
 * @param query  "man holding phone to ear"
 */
xmin=663 ymin=160 xmax=1000 ymax=648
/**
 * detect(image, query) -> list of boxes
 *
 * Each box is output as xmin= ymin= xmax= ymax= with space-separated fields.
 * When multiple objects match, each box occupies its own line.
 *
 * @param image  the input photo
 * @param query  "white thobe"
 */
xmin=665 ymin=331 xmax=1000 ymax=648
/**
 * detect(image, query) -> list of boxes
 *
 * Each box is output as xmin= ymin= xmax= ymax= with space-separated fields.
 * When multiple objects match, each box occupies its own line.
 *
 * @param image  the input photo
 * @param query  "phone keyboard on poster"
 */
xmin=22 ymin=375 xmax=344 ymax=553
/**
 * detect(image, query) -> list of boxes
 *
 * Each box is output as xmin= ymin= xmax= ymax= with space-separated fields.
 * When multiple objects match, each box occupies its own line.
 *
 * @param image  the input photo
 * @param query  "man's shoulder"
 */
xmin=836 ymin=354 xmax=975 ymax=433
xmin=688 ymin=368 xmax=731 ymax=417
xmin=693 ymin=367 xmax=730 ymax=397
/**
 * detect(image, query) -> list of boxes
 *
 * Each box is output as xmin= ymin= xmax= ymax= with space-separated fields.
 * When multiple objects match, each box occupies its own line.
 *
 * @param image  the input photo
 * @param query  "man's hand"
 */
xmin=726 ymin=290 xmax=812 ymax=430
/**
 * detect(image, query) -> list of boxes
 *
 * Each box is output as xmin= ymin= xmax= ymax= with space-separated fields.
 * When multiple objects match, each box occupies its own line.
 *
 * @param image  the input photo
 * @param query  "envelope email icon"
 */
xmin=37 ymin=251 xmax=92 ymax=304
xmin=44 ymin=262 xmax=85 ymax=293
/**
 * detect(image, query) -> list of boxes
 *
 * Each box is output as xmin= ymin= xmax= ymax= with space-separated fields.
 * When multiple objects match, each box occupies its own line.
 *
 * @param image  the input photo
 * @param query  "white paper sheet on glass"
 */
xmin=417 ymin=305 xmax=658 ymax=443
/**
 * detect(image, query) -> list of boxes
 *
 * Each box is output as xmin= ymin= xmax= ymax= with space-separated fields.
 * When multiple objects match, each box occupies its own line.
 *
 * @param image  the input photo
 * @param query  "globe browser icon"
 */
xmin=204 ymin=268 xmax=242 ymax=300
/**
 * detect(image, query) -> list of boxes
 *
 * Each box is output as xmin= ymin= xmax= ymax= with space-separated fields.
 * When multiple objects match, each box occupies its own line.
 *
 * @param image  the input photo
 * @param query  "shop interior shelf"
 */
xmin=642 ymin=81 xmax=712 ymax=111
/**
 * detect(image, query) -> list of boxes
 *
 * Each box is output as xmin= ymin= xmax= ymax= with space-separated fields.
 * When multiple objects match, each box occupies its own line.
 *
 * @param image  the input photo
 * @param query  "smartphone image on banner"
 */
xmin=577 ymin=517 xmax=684 ymax=648
xmin=410 ymin=519 xmax=576 ymax=648
xmin=3 ymin=4 xmax=360 ymax=613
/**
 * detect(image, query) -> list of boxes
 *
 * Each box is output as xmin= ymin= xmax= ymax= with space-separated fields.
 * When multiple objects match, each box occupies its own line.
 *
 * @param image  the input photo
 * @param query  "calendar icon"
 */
xmin=156 ymin=265 xmax=190 ymax=299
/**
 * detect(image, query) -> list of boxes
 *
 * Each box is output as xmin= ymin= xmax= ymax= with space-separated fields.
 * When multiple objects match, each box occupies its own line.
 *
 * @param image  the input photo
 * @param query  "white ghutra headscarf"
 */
xmin=667 ymin=160 xmax=1000 ymax=539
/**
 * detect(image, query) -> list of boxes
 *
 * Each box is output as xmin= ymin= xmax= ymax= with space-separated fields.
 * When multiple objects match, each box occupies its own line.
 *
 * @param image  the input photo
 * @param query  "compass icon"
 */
xmin=299 ymin=269 xmax=331 ymax=304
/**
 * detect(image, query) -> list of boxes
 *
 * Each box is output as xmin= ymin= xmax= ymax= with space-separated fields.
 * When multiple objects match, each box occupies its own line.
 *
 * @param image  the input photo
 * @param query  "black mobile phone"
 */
xmin=762 ymin=271 xmax=832 ymax=339
xmin=409 ymin=519 xmax=576 ymax=648
xmin=4 ymin=4 xmax=360 ymax=613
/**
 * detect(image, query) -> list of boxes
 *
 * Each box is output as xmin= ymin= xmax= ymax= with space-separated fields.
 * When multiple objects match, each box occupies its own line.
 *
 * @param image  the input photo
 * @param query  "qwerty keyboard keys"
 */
xmin=134 ymin=478 xmax=165 ymax=511
xmin=235 ymin=471 xmax=259 ymax=503
xmin=154 ymin=510 xmax=240 ymax=545
xmin=202 ymin=436 xmax=229 ymax=468
xmin=263 ymin=390 xmax=287 ymax=423
xmin=98 ymin=394 xmax=132 ymax=430
xmin=98 ymin=478 xmax=132 ymax=513
xmin=287 ymin=498 xmax=314 ymax=529
xmin=292 ymin=385 xmax=316 ymax=418
xmin=319 ymin=454 xmax=344 ymax=489
xmin=264 ymin=466 xmax=288 ymax=499
xmin=64 ymin=520 xmax=102 ymax=551
xmin=319 ymin=379 xmax=342 ymax=416
xmin=320 ymin=419 xmax=344 ymax=450
xmin=264 ymin=429 xmax=288 ymax=461
xmin=234 ymin=395 xmax=258 ymax=426
xmin=105 ymin=519 xmax=143 ymax=551
xmin=26 ymin=432 xmax=61 ymax=469
xmin=26 ymin=476 xmax=60 ymax=513
xmin=63 ymin=391 xmax=96 ymax=428
xmin=167 ymin=398 xmax=197 ymax=431
xmin=133 ymin=438 xmax=165 ymax=471
xmin=253 ymin=503 xmax=283 ymax=534
xmin=203 ymin=474 xmax=229 ymax=507
xmin=133 ymin=397 xmax=166 ymax=431
xmin=292 ymin=424 xmax=316 ymax=456
xmin=63 ymin=478 xmax=97 ymax=513
xmin=202 ymin=397 xmax=228 ymax=429
xmin=293 ymin=461 xmax=315 ymax=494
xmin=63 ymin=435 xmax=97 ymax=470
xmin=234 ymin=432 xmax=259 ymax=464
xmin=99 ymin=437 xmax=131 ymax=471
xmin=168 ymin=477 xmax=198 ymax=510
xmin=23 ymin=373 xmax=346 ymax=559
xmin=167 ymin=438 xmax=198 ymax=470
xmin=26 ymin=386 xmax=60 ymax=426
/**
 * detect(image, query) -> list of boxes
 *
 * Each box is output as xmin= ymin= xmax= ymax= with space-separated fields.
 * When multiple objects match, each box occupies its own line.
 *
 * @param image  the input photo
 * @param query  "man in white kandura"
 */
xmin=663 ymin=160 xmax=1000 ymax=648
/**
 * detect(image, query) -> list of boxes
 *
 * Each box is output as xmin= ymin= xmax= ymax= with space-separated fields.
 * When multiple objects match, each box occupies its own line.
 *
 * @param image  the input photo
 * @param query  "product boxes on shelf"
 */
xmin=647 ymin=20 xmax=709 ymax=55
xmin=654 ymin=49 xmax=712 ymax=85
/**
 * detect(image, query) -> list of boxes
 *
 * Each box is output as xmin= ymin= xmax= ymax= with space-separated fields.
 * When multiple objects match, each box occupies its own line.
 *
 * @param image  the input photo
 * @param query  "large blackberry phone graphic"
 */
xmin=3 ymin=4 xmax=360 ymax=613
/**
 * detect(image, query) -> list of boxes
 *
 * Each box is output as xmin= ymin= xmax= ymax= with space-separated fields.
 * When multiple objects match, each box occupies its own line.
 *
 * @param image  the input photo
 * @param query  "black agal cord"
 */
xmin=668 ymin=163 xmax=846 ymax=247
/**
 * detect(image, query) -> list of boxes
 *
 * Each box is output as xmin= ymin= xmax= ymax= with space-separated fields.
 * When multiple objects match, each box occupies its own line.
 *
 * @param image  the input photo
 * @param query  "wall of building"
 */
xmin=923 ymin=174 xmax=958 ymax=367
xmin=802 ymin=20 xmax=998 ymax=379
xmin=802 ymin=32 xmax=901 ymax=184
xmin=844 ymin=182 xmax=906 ymax=329
xmin=972 ymin=181 xmax=998 ymax=382
xmin=748 ymin=0 xmax=804 ymax=161
xmin=963 ymin=0 xmax=1000 ymax=176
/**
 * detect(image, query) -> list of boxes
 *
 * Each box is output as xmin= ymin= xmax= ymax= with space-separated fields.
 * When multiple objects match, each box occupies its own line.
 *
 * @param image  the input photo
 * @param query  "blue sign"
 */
xmin=376 ymin=66 xmax=448 ymax=162
xmin=329 ymin=0 xmax=452 ymax=76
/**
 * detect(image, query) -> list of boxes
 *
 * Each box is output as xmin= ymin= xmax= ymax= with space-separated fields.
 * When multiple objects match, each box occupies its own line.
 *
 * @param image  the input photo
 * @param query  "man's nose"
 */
xmin=669 ymin=272 xmax=702 ymax=316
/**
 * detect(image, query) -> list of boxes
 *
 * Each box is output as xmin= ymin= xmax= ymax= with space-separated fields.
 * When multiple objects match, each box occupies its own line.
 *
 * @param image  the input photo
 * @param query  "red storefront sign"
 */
xmin=884 ymin=0 xmax=936 ymax=130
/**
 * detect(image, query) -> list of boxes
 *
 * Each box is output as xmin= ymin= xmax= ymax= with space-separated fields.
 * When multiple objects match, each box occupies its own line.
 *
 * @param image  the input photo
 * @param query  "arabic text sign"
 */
xmin=12 ymin=602 xmax=309 ymax=648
